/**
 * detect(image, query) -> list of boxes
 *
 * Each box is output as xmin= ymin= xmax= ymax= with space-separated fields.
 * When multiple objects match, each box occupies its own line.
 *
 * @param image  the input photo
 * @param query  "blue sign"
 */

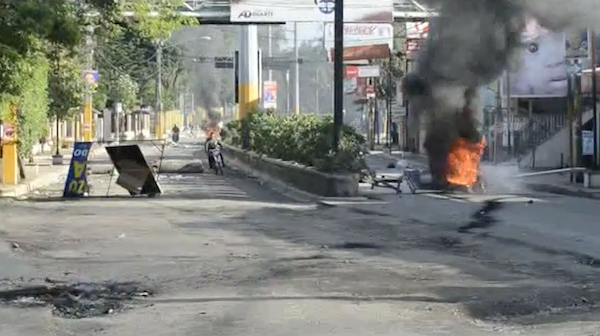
xmin=582 ymin=130 xmax=594 ymax=156
xmin=63 ymin=142 xmax=93 ymax=198
xmin=568 ymin=59 xmax=583 ymax=75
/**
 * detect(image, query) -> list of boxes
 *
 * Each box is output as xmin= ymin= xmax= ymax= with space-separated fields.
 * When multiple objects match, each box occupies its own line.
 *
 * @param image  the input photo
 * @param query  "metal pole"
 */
xmin=293 ymin=22 xmax=300 ymax=115
xmin=268 ymin=25 xmax=273 ymax=81
xmin=568 ymin=75 xmax=574 ymax=181
xmin=494 ymin=80 xmax=501 ymax=165
xmin=332 ymin=0 xmax=344 ymax=150
xmin=315 ymin=70 xmax=320 ymax=114
xmin=387 ymin=52 xmax=392 ymax=150
xmin=286 ymin=69 xmax=290 ymax=112
xmin=115 ymin=102 xmax=122 ymax=144
xmin=156 ymin=39 xmax=163 ymax=122
xmin=505 ymin=72 xmax=512 ymax=157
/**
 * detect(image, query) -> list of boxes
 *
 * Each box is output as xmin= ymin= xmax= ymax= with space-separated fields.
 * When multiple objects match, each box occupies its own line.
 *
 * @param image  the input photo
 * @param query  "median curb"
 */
xmin=524 ymin=183 xmax=600 ymax=200
xmin=221 ymin=144 xmax=360 ymax=198
xmin=0 ymin=168 xmax=68 ymax=198
xmin=378 ymin=152 xmax=600 ymax=199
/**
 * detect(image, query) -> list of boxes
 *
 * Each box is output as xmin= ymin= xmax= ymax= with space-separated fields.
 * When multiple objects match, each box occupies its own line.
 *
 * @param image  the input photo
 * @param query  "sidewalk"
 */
xmin=376 ymin=151 xmax=600 ymax=200
xmin=0 ymin=144 xmax=106 ymax=198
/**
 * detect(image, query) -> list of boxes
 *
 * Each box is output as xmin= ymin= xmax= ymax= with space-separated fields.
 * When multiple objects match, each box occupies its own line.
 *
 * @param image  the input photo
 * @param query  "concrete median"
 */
xmin=221 ymin=144 xmax=359 ymax=197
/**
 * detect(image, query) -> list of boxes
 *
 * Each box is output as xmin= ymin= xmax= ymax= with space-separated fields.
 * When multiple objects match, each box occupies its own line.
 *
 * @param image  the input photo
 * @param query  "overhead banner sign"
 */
xmin=502 ymin=18 xmax=568 ymax=98
xmin=324 ymin=23 xmax=393 ymax=50
xmin=231 ymin=0 xmax=393 ymax=23
xmin=263 ymin=81 xmax=277 ymax=109
xmin=63 ymin=141 xmax=92 ymax=198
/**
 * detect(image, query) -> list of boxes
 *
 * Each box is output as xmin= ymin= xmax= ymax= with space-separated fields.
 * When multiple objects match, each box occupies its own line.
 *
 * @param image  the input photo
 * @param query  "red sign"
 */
xmin=330 ymin=44 xmax=390 ymax=61
xmin=344 ymin=66 xmax=358 ymax=78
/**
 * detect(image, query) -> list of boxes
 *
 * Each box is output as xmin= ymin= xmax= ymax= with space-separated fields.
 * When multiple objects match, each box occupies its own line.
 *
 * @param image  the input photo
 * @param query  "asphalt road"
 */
xmin=0 ymin=139 xmax=599 ymax=335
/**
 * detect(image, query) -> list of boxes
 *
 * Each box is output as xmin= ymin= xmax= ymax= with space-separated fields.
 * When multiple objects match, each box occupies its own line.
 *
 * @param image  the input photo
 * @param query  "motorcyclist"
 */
xmin=204 ymin=131 xmax=225 ymax=169
xmin=171 ymin=124 xmax=180 ymax=143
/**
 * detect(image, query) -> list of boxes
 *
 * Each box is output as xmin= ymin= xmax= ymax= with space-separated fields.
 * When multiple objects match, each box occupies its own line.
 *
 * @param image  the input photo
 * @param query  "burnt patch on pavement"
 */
xmin=457 ymin=200 xmax=504 ymax=233
xmin=333 ymin=242 xmax=383 ymax=249
xmin=0 ymin=281 xmax=152 ymax=318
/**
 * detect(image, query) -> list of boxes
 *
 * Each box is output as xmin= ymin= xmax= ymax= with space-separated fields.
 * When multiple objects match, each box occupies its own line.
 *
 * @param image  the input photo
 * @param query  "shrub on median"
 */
xmin=224 ymin=112 xmax=366 ymax=173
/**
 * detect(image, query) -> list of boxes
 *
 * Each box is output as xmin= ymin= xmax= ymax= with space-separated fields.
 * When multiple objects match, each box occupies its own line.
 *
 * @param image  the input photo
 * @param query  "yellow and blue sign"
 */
xmin=63 ymin=142 xmax=92 ymax=198
xmin=83 ymin=70 xmax=99 ymax=92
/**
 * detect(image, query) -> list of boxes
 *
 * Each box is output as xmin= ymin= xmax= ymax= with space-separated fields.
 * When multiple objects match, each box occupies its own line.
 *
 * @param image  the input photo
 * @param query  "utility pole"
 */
xmin=83 ymin=25 xmax=95 ymax=142
xmin=505 ymin=72 xmax=512 ymax=157
xmin=591 ymin=30 xmax=598 ymax=168
xmin=293 ymin=22 xmax=300 ymax=115
xmin=332 ymin=0 xmax=344 ymax=150
xmin=155 ymin=39 xmax=163 ymax=139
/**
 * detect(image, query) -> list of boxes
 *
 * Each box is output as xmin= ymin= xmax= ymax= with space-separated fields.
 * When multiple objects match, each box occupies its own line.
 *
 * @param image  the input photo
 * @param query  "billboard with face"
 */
xmin=503 ymin=18 xmax=568 ymax=98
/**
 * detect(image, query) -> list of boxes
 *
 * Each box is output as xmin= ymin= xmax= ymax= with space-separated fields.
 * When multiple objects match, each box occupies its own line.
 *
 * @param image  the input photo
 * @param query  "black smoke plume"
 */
xmin=403 ymin=0 xmax=528 ymax=187
xmin=405 ymin=0 xmax=600 ymax=187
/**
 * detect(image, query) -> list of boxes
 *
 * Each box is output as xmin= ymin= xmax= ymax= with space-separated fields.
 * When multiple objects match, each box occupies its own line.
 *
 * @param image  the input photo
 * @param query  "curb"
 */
xmin=524 ymin=183 xmax=600 ymax=200
xmin=376 ymin=152 xmax=600 ymax=199
xmin=226 ymin=156 xmax=373 ymax=206
xmin=226 ymin=156 xmax=319 ymax=203
xmin=0 ymin=168 xmax=68 ymax=198
xmin=0 ymin=145 xmax=106 ymax=198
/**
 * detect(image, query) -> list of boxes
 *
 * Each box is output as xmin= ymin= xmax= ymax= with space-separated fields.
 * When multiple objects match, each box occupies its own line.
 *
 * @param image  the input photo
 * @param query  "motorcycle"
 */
xmin=210 ymin=148 xmax=224 ymax=175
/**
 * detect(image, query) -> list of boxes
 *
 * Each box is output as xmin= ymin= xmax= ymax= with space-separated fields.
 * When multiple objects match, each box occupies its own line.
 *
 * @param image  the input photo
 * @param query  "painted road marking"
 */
xmin=421 ymin=192 xmax=544 ymax=204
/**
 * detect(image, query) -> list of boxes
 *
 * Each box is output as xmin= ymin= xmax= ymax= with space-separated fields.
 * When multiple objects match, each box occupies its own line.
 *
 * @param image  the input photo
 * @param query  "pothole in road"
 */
xmin=0 ymin=281 xmax=152 ymax=318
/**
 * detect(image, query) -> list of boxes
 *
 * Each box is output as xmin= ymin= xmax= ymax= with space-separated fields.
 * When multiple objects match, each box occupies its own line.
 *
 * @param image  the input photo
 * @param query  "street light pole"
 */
xmin=293 ymin=22 xmax=300 ymax=115
xmin=155 ymin=39 xmax=163 ymax=138
xmin=332 ymin=0 xmax=344 ymax=151
xmin=268 ymin=25 xmax=273 ymax=81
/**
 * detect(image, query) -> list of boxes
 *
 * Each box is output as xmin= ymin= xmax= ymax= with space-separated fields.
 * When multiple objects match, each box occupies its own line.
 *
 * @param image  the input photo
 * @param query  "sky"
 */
xmin=281 ymin=22 xmax=324 ymax=50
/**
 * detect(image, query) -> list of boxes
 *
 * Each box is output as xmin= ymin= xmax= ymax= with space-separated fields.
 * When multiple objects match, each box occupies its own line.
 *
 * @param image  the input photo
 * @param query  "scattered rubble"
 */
xmin=0 ymin=281 xmax=152 ymax=319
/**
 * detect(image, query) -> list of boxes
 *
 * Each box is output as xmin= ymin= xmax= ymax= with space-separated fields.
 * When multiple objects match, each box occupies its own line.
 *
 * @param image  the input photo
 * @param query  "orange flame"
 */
xmin=446 ymin=137 xmax=486 ymax=187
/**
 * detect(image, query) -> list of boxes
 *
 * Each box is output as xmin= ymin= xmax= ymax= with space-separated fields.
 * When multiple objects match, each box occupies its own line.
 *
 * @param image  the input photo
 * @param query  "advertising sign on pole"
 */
xmin=63 ymin=141 xmax=92 ymax=198
xmin=231 ymin=0 xmax=393 ymax=23
xmin=344 ymin=66 xmax=359 ymax=78
xmin=83 ymin=70 xmax=99 ymax=92
xmin=357 ymin=65 xmax=380 ymax=77
xmin=329 ymin=44 xmax=390 ymax=62
xmin=263 ymin=81 xmax=277 ymax=109
xmin=502 ymin=18 xmax=568 ymax=98
xmin=582 ymin=130 xmax=594 ymax=156
xmin=405 ymin=22 xmax=429 ymax=39
xmin=565 ymin=29 xmax=590 ymax=59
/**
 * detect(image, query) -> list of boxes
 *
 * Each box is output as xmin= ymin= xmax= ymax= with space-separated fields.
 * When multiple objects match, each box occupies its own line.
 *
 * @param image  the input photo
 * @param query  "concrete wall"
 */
xmin=519 ymin=109 xmax=594 ymax=169
xmin=222 ymin=145 xmax=360 ymax=197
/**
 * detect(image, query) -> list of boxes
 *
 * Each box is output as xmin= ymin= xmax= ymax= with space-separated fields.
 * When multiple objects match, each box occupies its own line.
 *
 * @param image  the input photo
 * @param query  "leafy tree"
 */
xmin=47 ymin=46 xmax=84 ymax=122
xmin=93 ymin=0 xmax=196 ymax=110
xmin=0 ymin=0 xmax=118 ymax=159
xmin=111 ymin=74 xmax=139 ymax=110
